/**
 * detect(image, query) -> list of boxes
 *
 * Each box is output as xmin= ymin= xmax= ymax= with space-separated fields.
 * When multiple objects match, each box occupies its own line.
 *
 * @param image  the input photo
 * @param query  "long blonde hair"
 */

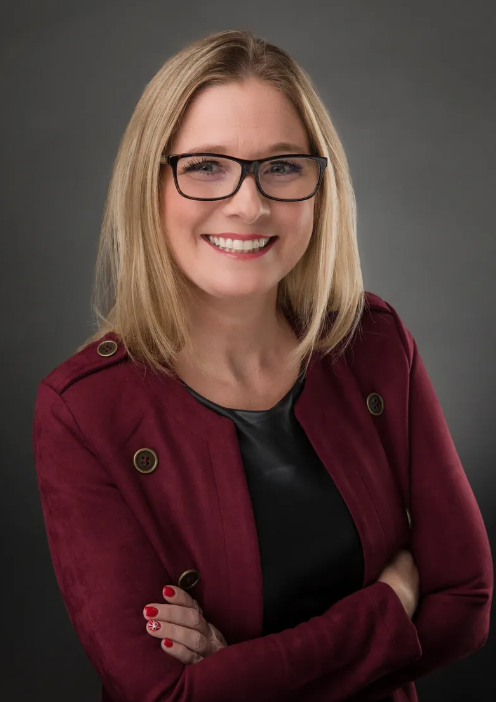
xmin=76 ymin=29 xmax=366 ymax=379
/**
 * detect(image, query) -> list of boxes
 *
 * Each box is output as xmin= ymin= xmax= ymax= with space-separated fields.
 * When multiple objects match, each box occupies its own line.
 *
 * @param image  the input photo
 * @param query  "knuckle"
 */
xmin=191 ymin=630 xmax=205 ymax=651
xmin=190 ymin=609 xmax=202 ymax=627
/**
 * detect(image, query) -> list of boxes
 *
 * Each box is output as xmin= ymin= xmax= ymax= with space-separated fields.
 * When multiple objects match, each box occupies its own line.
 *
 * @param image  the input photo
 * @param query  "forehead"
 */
xmin=171 ymin=80 xmax=309 ymax=156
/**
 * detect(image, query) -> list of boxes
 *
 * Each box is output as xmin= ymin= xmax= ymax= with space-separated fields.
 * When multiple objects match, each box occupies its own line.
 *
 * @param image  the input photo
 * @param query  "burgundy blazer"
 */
xmin=32 ymin=291 xmax=493 ymax=702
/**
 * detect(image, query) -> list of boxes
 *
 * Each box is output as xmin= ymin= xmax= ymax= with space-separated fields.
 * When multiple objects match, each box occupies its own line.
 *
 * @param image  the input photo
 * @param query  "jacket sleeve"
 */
xmin=33 ymin=379 xmax=423 ymax=702
xmin=294 ymin=308 xmax=494 ymax=702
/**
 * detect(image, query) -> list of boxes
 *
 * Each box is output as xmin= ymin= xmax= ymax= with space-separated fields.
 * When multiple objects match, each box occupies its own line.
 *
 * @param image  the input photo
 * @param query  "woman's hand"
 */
xmin=143 ymin=585 xmax=228 ymax=665
xmin=377 ymin=548 xmax=420 ymax=620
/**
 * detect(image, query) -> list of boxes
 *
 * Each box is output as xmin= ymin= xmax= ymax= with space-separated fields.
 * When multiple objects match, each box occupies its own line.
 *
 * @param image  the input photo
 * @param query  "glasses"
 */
xmin=160 ymin=151 xmax=328 ymax=202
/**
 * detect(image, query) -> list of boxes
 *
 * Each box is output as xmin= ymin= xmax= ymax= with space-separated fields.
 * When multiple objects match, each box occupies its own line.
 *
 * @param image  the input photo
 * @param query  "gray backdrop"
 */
xmin=1 ymin=1 xmax=494 ymax=700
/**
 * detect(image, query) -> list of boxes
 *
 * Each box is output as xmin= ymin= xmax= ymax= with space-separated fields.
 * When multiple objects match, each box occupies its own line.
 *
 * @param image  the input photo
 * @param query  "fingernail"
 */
xmin=147 ymin=620 xmax=161 ymax=631
xmin=144 ymin=606 xmax=158 ymax=617
xmin=163 ymin=586 xmax=175 ymax=597
xmin=163 ymin=638 xmax=173 ymax=648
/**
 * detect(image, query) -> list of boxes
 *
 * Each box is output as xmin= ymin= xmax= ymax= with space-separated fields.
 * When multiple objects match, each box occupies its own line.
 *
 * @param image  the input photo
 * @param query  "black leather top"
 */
xmin=181 ymin=365 xmax=364 ymax=636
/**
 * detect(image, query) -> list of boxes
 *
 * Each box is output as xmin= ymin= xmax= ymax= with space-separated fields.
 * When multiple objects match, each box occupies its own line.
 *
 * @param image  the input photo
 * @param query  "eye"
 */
xmin=180 ymin=158 xmax=223 ymax=174
xmin=262 ymin=159 xmax=304 ymax=176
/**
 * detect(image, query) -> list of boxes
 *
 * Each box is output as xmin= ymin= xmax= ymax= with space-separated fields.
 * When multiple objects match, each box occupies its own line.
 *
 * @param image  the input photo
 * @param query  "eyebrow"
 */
xmin=180 ymin=141 xmax=308 ymax=156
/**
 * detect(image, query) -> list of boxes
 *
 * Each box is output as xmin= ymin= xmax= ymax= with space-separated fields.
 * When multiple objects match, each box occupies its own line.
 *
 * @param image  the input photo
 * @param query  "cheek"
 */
xmin=297 ymin=202 xmax=315 ymax=234
xmin=279 ymin=204 xmax=314 ymax=256
xmin=161 ymin=187 xmax=204 ymax=252
xmin=162 ymin=177 xmax=189 ymax=227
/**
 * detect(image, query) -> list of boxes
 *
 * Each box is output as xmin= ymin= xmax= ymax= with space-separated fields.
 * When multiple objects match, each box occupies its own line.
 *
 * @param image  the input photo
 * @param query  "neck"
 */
xmin=175 ymin=287 xmax=297 ymax=384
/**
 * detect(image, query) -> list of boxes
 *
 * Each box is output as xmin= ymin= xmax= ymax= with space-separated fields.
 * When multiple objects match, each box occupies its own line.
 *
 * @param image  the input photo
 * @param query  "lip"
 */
xmin=201 ymin=234 xmax=278 ymax=259
xmin=202 ymin=233 xmax=274 ymax=241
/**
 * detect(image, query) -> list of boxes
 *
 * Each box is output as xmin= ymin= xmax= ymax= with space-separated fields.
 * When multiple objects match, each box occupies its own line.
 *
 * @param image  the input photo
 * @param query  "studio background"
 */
xmin=1 ymin=1 xmax=494 ymax=700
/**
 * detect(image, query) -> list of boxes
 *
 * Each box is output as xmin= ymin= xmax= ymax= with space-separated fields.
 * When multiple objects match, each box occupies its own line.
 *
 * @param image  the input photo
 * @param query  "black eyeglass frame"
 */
xmin=160 ymin=151 xmax=328 ymax=202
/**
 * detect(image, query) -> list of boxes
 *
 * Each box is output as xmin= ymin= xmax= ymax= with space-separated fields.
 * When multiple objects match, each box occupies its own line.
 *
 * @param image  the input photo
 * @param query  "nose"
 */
xmin=225 ymin=173 xmax=269 ymax=216
xmin=233 ymin=167 xmax=265 ymax=200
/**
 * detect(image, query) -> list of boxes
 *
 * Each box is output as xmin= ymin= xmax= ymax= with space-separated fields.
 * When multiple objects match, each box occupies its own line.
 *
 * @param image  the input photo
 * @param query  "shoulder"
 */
xmin=360 ymin=290 xmax=415 ymax=366
xmin=39 ymin=332 xmax=130 ymax=397
xmin=363 ymin=290 xmax=391 ymax=314
xmin=38 ymin=293 xmax=414 ymax=395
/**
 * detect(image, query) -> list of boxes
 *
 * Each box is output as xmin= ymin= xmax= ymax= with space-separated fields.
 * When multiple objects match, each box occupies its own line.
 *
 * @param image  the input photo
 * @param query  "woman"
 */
xmin=32 ymin=29 xmax=492 ymax=702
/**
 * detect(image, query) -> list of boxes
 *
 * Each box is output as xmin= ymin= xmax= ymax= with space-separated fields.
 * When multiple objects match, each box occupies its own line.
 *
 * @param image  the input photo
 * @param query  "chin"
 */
xmin=194 ymin=278 xmax=278 ymax=300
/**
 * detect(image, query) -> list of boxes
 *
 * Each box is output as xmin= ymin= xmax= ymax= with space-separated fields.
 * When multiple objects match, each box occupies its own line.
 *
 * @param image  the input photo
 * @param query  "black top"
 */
xmin=181 ymin=364 xmax=364 ymax=636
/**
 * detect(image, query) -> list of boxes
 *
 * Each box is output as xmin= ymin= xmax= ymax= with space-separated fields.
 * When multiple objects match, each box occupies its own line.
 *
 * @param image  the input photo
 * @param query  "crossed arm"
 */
xmin=32 ymin=328 xmax=492 ymax=702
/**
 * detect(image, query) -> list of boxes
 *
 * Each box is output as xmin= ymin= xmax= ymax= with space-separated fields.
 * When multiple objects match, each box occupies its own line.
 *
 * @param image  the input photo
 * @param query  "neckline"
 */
xmin=180 ymin=359 xmax=306 ymax=414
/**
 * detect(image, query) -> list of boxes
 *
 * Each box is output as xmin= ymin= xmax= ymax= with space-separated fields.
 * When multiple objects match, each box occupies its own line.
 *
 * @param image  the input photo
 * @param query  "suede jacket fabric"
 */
xmin=32 ymin=291 xmax=493 ymax=702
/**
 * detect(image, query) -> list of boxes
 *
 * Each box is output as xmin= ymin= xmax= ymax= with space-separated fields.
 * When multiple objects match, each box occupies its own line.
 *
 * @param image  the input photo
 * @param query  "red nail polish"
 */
xmin=144 ymin=606 xmax=158 ymax=617
xmin=147 ymin=620 xmax=161 ymax=631
xmin=163 ymin=638 xmax=173 ymax=648
xmin=163 ymin=586 xmax=175 ymax=597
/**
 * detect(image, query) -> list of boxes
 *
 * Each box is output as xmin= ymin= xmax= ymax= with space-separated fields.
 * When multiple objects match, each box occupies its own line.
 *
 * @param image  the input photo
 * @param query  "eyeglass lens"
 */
xmin=176 ymin=155 xmax=319 ymax=200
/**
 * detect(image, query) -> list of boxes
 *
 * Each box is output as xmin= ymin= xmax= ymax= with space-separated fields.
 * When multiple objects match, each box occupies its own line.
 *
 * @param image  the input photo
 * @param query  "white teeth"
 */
xmin=207 ymin=235 xmax=271 ymax=252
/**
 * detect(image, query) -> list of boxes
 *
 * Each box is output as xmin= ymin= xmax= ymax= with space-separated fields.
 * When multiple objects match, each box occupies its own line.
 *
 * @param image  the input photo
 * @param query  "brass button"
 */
xmin=366 ymin=392 xmax=384 ymax=416
xmin=406 ymin=508 xmax=412 ymax=529
xmin=178 ymin=569 xmax=201 ymax=591
xmin=133 ymin=448 xmax=158 ymax=474
xmin=97 ymin=340 xmax=118 ymax=357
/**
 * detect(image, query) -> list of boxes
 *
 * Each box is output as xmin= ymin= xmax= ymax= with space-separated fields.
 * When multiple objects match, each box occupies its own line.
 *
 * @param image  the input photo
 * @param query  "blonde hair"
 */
xmin=76 ymin=29 xmax=366 ymax=380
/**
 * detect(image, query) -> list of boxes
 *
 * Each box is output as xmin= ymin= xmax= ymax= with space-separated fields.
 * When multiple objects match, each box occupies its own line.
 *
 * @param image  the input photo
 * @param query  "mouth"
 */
xmin=201 ymin=234 xmax=278 ymax=258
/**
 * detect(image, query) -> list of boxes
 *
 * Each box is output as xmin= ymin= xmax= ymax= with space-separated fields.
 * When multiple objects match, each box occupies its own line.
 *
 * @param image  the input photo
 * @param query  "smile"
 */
xmin=201 ymin=235 xmax=278 ymax=259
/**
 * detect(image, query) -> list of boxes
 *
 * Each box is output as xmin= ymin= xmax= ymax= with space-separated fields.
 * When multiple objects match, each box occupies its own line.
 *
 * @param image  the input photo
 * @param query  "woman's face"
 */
xmin=160 ymin=78 xmax=315 ymax=303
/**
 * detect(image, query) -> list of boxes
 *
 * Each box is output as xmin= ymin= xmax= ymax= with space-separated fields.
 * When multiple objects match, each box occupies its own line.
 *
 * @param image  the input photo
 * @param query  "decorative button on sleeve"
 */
xmin=178 ymin=569 xmax=201 ymax=590
xmin=366 ymin=392 xmax=384 ymax=416
xmin=133 ymin=448 xmax=159 ymax=474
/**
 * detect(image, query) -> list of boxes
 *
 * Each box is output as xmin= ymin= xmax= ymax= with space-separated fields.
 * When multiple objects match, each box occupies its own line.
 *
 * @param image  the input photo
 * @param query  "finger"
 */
xmin=162 ymin=584 xmax=204 ymax=619
xmin=162 ymin=585 xmax=199 ymax=610
xmin=160 ymin=636 xmax=204 ymax=665
xmin=207 ymin=621 xmax=228 ymax=647
xmin=145 ymin=617 xmax=209 ymax=656
xmin=143 ymin=602 xmax=210 ymax=638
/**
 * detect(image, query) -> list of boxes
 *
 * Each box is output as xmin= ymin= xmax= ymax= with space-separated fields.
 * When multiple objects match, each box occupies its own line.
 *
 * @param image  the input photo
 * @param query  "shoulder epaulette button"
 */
xmin=97 ymin=340 xmax=118 ymax=357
